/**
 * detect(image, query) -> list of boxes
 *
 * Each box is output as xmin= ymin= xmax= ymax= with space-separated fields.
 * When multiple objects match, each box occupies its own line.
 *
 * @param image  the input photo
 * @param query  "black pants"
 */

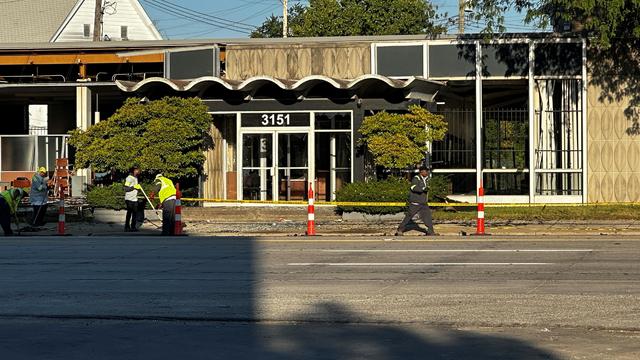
xmin=136 ymin=200 xmax=146 ymax=229
xmin=162 ymin=199 xmax=176 ymax=236
xmin=0 ymin=198 xmax=13 ymax=236
xmin=397 ymin=203 xmax=435 ymax=235
xmin=31 ymin=205 xmax=48 ymax=226
xmin=125 ymin=200 xmax=138 ymax=230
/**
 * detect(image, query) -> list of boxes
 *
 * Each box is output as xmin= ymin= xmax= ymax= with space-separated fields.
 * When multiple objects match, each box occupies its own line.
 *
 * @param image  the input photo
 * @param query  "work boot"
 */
xmin=394 ymin=231 xmax=403 ymax=236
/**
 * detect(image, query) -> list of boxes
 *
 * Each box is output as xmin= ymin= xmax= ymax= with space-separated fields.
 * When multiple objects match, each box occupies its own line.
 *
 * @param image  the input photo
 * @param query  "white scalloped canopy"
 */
xmin=115 ymin=75 xmax=444 ymax=102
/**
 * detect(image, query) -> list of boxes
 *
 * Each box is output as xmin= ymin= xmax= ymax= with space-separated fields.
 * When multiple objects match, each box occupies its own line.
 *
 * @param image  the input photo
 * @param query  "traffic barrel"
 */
xmin=475 ymin=183 xmax=487 ymax=235
xmin=57 ymin=185 xmax=65 ymax=236
xmin=306 ymin=182 xmax=316 ymax=236
xmin=175 ymin=183 xmax=182 ymax=236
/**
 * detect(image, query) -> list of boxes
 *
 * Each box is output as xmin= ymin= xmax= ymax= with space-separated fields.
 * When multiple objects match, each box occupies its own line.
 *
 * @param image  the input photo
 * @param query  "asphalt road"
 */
xmin=0 ymin=236 xmax=638 ymax=359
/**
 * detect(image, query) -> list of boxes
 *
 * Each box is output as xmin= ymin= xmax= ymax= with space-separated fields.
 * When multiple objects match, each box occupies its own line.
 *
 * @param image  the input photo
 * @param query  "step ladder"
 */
xmin=52 ymin=158 xmax=70 ymax=197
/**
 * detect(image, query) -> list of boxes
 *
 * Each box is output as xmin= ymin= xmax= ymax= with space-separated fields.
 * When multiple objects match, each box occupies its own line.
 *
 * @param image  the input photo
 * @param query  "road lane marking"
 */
xmin=288 ymin=262 xmax=554 ymax=266
xmin=320 ymin=249 xmax=593 ymax=253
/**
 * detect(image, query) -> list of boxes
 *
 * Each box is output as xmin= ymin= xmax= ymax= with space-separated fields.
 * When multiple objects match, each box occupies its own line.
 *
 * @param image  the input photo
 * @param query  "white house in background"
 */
xmin=0 ymin=0 xmax=162 ymax=43
xmin=52 ymin=0 xmax=162 ymax=42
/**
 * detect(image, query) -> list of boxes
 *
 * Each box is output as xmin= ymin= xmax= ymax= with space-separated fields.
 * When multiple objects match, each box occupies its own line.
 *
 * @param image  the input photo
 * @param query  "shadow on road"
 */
xmin=0 ymin=237 xmax=561 ymax=359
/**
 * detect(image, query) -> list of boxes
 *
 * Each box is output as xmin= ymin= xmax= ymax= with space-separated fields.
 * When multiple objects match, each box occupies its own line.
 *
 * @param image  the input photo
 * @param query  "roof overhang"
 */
xmin=116 ymin=75 xmax=445 ymax=102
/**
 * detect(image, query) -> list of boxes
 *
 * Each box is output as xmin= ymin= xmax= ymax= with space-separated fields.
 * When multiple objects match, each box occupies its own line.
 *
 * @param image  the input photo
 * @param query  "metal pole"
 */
xmin=458 ymin=0 xmax=465 ymax=34
xmin=93 ymin=0 xmax=103 ymax=41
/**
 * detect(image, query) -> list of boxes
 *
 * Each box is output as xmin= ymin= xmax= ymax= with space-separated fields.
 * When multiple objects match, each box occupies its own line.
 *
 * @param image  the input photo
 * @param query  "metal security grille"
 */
xmin=483 ymin=108 xmax=529 ymax=169
xmin=431 ymin=109 xmax=476 ymax=169
xmin=534 ymin=79 xmax=583 ymax=196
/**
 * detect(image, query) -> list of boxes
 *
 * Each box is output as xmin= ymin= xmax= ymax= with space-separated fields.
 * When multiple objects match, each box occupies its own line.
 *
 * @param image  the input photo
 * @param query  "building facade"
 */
xmin=1 ymin=34 xmax=633 ymax=204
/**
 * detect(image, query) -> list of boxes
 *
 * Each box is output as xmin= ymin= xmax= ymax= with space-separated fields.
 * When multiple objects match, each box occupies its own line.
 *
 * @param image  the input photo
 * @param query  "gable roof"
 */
xmin=0 ymin=0 xmax=78 ymax=43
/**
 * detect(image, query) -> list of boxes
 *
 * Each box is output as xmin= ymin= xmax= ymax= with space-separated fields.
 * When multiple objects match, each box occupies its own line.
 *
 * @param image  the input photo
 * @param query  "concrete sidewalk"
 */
xmin=9 ymin=205 xmax=640 ymax=237
xmin=12 ymin=219 xmax=640 ymax=237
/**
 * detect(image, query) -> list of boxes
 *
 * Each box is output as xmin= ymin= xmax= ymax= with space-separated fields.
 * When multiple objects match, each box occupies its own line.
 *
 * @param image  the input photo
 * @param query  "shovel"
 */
xmin=138 ymin=187 xmax=163 ymax=221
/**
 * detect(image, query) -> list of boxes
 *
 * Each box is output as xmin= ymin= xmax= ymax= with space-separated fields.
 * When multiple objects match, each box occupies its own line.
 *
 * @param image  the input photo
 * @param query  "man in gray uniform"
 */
xmin=395 ymin=166 xmax=436 ymax=236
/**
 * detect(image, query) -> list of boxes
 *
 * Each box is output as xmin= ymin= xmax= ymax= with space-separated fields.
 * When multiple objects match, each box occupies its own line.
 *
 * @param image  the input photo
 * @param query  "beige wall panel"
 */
xmin=627 ymin=142 xmax=640 ymax=170
xmin=628 ymin=173 xmax=640 ymax=202
xmin=588 ymin=108 xmax=601 ymax=140
xmin=614 ymin=142 xmax=628 ymax=172
xmin=226 ymin=43 xmax=372 ymax=80
xmin=310 ymin=47 xmax=325 ymax=75
xmin=600 ymin=109 xmax=613 ymax=140
xmin=614 ymin=111 xmax=627 ymax=139
xmin=203 ymin=122 xmax=225 ymax=200
xmin=587 ymin=83 xmax=640 ymax=202
xmin=600 ymin=173 xmax=614 ymax=201
xmin=588 ymin=142 xmax=602 ymax=173
xmin=600 ymin=142 xmax=613 ymax=172
xmin=614 ymin=175 xmax=627 ymax=202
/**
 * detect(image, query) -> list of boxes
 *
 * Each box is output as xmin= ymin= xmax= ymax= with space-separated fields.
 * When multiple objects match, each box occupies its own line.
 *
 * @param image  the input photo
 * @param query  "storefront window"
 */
xmin=315 ymin=112 xmax=352 ymax=201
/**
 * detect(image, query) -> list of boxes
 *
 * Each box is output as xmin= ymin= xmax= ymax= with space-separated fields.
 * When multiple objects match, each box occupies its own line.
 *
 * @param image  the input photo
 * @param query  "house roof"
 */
xmin=0 ymin=0 xmax=78 ymax=43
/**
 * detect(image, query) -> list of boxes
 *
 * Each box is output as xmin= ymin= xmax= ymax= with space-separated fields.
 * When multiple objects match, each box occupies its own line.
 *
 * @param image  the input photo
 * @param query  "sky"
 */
xmin=140 ymin=0 xmax=542 ymax=40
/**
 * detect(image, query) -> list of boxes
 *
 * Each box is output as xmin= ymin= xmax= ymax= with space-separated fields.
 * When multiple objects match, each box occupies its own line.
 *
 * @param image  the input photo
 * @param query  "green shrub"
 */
xmin=336 ymin=177 xmax=408 ymax=215
xmin=335 ymin=175 xmax=452 ymax=215
xmin=428 ymin=175 xmax=450 ymax=202
xmin=86 ymin=183 xmax=158 ymax=210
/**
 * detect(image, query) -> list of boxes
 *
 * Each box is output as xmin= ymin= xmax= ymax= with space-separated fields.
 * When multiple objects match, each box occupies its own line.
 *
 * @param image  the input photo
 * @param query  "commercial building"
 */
xmin=0 ymin=33 xmax=633 ymax=204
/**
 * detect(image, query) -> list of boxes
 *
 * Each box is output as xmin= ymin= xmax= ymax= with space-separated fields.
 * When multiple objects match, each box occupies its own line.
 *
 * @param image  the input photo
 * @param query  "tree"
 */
xmin=468 ymin=1 xmax=640 ymax=128
xmin=466 ymin=1 xmax=640 ymax=48
xmin=68 ymin=97 xmax=213 ymax=180
xmin=252 ymin=0 xmax=446 ymax=38
xmin=359 ymin=105 xmax=447 ymax=172
xmin=250 ymin=3 xmax=306 ymax=38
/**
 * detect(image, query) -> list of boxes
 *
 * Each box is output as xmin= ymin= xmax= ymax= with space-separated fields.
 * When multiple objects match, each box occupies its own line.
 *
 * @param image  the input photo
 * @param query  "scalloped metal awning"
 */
xmin=115 ymin=75 xmax=445 ymax=102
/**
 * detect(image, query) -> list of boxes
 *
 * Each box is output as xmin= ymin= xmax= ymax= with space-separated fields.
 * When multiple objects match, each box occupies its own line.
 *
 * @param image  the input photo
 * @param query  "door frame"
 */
xmin=238 ymin=123 xmax=315 ymax=202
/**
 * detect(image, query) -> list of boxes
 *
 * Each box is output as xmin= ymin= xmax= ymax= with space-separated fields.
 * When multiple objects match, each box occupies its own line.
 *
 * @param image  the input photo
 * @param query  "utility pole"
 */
xmin=458 ymin=0 xmax=465 ymax=34
xmin=93 ymin=0 xmax=103 ymax=41
xmin=282 ymin=0 xmax=288 ymax=38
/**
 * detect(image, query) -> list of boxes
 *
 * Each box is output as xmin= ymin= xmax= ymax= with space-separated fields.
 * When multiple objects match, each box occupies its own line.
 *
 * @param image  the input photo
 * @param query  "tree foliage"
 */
xmin=252 ymin=0 xmax=446 ymax=38
xmin=468 ymin=1 xmax=640 ymax=129
xmin=467 ymin=1 xmax=640 ymax=48
xmin=68 ymin=97 xmax=213 ymax=180
xmin=359 ymin=105 xmax=447 ymax=171
xmin=250 ymin=3 xmax=306 ymax=38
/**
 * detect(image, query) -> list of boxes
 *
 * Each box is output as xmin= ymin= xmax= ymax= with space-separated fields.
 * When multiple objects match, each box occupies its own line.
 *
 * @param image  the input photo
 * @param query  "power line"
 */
xmin=149 ymin=0 xmax=258 ymax=30
xmin=142 ymin=0 xmax=255 ymax=33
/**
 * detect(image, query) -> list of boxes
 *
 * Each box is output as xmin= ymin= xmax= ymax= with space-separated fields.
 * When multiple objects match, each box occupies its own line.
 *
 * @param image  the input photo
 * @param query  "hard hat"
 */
xmin=38 ymin=167 xmax=47 ymax=173
xmin=155 ymin=174 xmax=163 ymax=180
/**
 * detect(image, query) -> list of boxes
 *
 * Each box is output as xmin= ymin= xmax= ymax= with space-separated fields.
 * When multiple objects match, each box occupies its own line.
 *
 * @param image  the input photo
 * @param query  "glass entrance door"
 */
xmin=241 ymin=131 xmax=309 ymax=201
xmin=242 ymin=133 xmax=273 ymax=201
xmin=277 ymin=133 xmax=308 ymax=201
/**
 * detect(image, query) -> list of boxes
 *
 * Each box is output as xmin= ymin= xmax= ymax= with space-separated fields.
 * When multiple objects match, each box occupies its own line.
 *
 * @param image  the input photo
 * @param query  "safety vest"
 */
xmin=156 ymin=176 xmax=176 ymax=203
xmin=1 ymin=190 xmax=20 ymax=215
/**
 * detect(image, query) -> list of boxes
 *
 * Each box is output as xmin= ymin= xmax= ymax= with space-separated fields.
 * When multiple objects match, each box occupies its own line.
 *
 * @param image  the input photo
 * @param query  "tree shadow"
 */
xmin=260 ymin=302 xmax=560 ymax=360
xmin=588 ymin=41 xmax=640 ymax=135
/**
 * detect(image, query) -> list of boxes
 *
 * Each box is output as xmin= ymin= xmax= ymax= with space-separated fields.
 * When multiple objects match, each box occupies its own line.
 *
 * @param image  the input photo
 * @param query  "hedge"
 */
xmin=335 ymin=175 xmax=451 ymax=215
xmin=86 ymin=183 xmax=159 ymax=210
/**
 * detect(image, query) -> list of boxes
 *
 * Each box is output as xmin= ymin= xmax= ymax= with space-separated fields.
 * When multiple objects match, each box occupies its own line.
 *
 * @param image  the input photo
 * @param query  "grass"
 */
xmin=432 ymin=204 xmax=640 ymax=222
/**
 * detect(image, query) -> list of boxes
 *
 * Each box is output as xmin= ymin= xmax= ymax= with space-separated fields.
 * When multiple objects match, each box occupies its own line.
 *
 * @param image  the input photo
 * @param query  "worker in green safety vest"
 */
xmin=0 ymin=188 xmax=25 ymax=236
xmin=153 ymin=174 xmax=176 ymax=236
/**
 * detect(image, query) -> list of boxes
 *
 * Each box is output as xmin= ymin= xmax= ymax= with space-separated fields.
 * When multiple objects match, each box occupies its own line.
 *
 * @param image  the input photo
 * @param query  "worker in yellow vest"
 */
xmin=0 ymin=188 xmax=25 ymax=235
xmin=153 ymin=174 xmax=176 ymax=236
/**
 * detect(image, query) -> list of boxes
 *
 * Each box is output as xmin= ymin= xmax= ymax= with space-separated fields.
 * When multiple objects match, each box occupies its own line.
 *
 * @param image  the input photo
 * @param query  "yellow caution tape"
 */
xmin=181 ymin=198 xmax=640 ymax=208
